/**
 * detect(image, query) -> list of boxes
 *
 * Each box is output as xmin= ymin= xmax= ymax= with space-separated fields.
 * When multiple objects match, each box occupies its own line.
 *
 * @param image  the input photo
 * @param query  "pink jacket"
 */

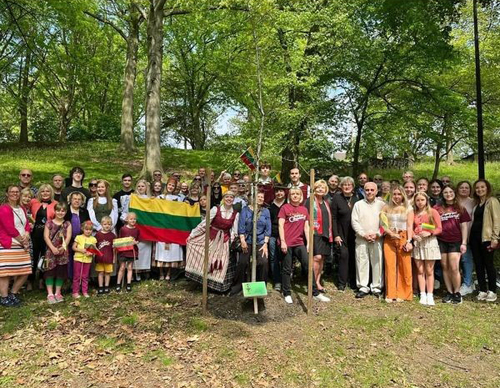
xmin=0 ymin=204 xmax=31 ymax=249
xmin=29 ymin=199 xmax=57 ymax=222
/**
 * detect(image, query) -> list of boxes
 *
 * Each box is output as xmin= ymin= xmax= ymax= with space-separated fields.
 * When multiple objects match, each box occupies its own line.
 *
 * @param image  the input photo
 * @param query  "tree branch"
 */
xmin=83 ymin=11 xmax=127 ymax=41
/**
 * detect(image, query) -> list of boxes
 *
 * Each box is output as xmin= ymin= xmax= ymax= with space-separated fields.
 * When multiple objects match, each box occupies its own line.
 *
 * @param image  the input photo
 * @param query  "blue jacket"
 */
xmin=238 ymin=206 xmax=271 ymax=245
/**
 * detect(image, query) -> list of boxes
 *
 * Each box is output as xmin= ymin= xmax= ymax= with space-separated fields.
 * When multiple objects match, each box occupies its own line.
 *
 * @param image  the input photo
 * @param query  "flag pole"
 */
xmin=202 ymin=168 xmax=212 ymax=315
xmin=307 ymin=169 xmax=315 ymax=315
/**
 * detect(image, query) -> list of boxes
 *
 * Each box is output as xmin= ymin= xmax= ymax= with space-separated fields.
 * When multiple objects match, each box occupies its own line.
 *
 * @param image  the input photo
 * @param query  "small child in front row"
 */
xmin=95 ymin=216 xmax=116 ymax=295
xmin=72 ymin=221 xmax=97 ymax=298
xmin=116 ymin=212 xmax=139 ymax=292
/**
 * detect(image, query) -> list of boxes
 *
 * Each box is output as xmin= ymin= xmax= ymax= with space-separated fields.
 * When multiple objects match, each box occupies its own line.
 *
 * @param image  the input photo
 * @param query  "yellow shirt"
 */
xmin=74 ymin=235 xmax=98 ymax=263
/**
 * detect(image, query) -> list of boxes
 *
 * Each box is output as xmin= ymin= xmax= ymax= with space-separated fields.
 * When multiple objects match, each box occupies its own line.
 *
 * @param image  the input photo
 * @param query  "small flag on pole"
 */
xmin=240 ymin=148 xmax=256 ymax=171
xmin=274 ymin=172 xmax=282 ymax=184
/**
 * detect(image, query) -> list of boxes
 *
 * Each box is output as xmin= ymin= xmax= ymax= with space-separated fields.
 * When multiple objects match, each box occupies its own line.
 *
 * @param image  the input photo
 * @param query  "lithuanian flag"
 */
xmin=240 ymin=147 xmax=256 ymax=170
xmin=129 ymin=195 xmax=201 ymax=245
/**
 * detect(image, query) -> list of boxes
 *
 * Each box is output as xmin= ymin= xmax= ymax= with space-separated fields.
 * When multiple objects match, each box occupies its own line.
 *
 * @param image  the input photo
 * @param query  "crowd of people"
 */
xmin=0 ymin=164 xmax=498 ymax=308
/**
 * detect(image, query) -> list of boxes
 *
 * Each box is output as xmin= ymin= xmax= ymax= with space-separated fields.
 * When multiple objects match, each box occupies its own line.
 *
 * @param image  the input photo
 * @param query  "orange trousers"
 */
xmin=383 ymin=231 xmax=413 ymax=300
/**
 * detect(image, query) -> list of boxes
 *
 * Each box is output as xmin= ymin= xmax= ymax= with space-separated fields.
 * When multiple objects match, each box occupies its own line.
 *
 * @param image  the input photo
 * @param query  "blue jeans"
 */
xmin=460 ymin=245 xmax=474 ymax=287
xmin=268 ymin=237 xmax=282 ymax=284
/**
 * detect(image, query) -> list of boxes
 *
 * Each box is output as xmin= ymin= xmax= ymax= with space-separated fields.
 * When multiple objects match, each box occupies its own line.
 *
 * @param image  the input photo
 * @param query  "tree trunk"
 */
xmin=119 ymin=2 xmax=140 ymax=153
xmin=141 ymin=0 xmax=166 ymax=180
xmin=58 ymin=100 xmax=69 ymax=142
xmin=445 ymin=118 xmax=454 ymax=165
xmin=351 ymin=119 xmax=363 ymax=177
xmin=432 ymin=144 xmax=441 ymax=180
xmin=18 ymin=49 xmax=31 ymax=144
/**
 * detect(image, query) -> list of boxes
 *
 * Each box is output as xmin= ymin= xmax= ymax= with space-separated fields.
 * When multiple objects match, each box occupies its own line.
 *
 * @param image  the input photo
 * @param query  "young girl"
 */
xmin=72 ymin=221 xmax=97 ymax=298
xmin=43 ymin=202 xmax=72 ymax=304
xmin=87 ymin=180 xmax=118 ymax=232
xmin=151 ymin=181 xmax=163 ymax=198
xmin=95 ymin=216 xmax=116 ymax=295
xmin=435 ymin=186 xmax=470 ymax=304
xmin=116 ymin=212 xmax=139 ymax=292
xmin=412 ymin=192 xmax=442 ymax=306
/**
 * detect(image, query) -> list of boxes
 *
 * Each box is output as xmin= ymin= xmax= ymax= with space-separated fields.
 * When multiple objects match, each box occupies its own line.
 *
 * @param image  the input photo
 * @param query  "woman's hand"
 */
xmin=334 ymin=236 xmax=343 ymax=246
xmin=280 ymin=241 xmax=287 ymax=254
xmin=460 ymin=244 xmax=467 ymax=254
xmin=403 ymin=241 xmax=413 ymax=252
xmin=413 ymin=235 xmax=422 ymax=242
xmin=419 ymin=231 xmax=430 ymax=238
xmin=259 ymin=243 xmax=268 ymax=259
xmin=488 ymin=240 xmax=498 ymax=251
xmin=390 ymin=232 xmax=400 ymax=240
xmin=51 ymin=246 xmax=60 ymax=255
xmin=241 ymin=240 xmax=248 ymax=253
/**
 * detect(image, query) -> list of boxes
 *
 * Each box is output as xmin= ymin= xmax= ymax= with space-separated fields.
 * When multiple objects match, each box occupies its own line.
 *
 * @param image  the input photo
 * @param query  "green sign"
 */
xmin=242 ymin=281 xmax=268 ymax=298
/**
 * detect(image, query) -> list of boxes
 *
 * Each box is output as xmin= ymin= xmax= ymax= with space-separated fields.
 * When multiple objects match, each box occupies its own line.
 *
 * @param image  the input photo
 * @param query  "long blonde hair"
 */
xmin=93 ymin=179 xmax=113 ymax=210
xmin=413 ymin=192 xmax=434 ymax=225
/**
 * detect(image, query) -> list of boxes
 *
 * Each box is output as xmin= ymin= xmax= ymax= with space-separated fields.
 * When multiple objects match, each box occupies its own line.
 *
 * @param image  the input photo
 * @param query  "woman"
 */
xmin=87 ymin=179 xmax=118 ymax=232
xmin=88 ymin=179 xmax=98 ymax=199
xmin=330 ymin=176 xmax=358 ymax=291
xmin=279 ymin=188 xmax=329 ymax=304
xmin=0 ymin=185 xmax=31 ymax=307
xmin=151 ymin=181 xmax=163 ymax=198
xmin=403 ymin=180 xmax=416 ymax=203
xmin=456 ymin=181 xmax=475 ymax=296
xmin=230 ymin=192 xmax=271 ymax=295
xmin=305 ymin=180 xmax=333 ymax=293
xmin=380 ymin=186 xmax=414 ymax=302
xmin=380 ymin=181 xmax=391 ymax=202
xmin=184 ymin=183 xmax=201 ymax=206
xmin=470 ymin=179 xmax=499 ymax=302
xmin=412 ymin=192 xmax=442 ymax=306
xmin=185 ymin=191 xmax=239 ymax=292
xmin=121 ymin=179 xmax=152 ymax=281
xmin=64 ymin=192 xmax=90 ymax=280
xmin=199 ymin=195 xmax=208 ymax=219
xmin=155 ymin=179 xmax=184 ymax=280
xmin=435 ymin=186 xmax=470 ymax=304
xmin=29 ymin=184 xmax=57 ymax=288
xmin=211 ymin=182 xmax=223 ymax=206
xmin=416 ymin=178 xmax=429 ymax=193
xmin=429 ymin=179 xmax=444 ymax=207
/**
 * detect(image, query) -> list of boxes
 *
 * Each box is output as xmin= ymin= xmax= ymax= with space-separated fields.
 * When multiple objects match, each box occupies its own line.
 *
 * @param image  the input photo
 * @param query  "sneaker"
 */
xmin=284 ymin=295 xmax=293 ymax=304
xmin=274 ymin=283 xmax=281 ymax=292
xmin=485 ymin=291 xmax=497 ymax=302
xmin=442 ymin=292 xmax=453 ymax=303
xmin=126 ymin=284 xmax=132 ymax=292
xmin=47 ymin=294 xmax=57 ymax=304
xmin=313 ymin=294 xmax=331 ymax=302
xmin=54 ymin=294 xmax=64 ymax=303
xmin=477 ymin=291 xmax=488 ymax=301
xmin=136 ymin=274 xmax=141 ymax=282
xmin=97 ymin=288 xmax=104 ymax=296
xmin=434 ymin=280 xmax=440 ymax=290
xmin=0 ymin=296 xmax=19 ymax=307
xmin=459 ymin=284 xmax=474 ymax=296
xmin=7 ymin=293 xmax=20 ymax=306
xmin=104 ymin=287 xmax=110 ymax=294
xmin=82 ymin=293 xmax=90 ymax=298
xmin=385 ymin=297 xmax=394 ymax=303
xmin=452 ymin=292 xmax=462 ymax=304
xmin=419 ymin=293 xmax=427 ymax=305
xmin=72 ymin=293 xmax=81 ymax=299
xmin=115 ymin=285 xmax=122 ymax=293
xmin=427 ymin=294 xmax=435 ymax=306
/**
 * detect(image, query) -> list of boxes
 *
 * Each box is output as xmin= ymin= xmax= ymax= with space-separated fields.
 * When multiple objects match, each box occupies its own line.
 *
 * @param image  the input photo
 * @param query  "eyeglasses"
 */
xmin=21 ymin=174 xmax=32 ymax=177
xmin=238 ymin=184 xmax=246 ymax=187
xmin=154 ymin=173 xmax=162 ymax=177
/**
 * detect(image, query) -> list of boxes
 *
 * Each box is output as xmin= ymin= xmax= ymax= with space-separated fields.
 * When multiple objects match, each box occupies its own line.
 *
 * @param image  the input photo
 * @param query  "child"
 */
xmin=95 ymin=216 xmax=116 ymax=295
xmin=72 ymin=220 xmax=97 ymax=298
xmin=116 ymin=212 xmax=139 ymax=292
xmin=43 ymin=202 xmax=72 ymax=304
xmin=412 ymin=192 xmax=442 ymax=306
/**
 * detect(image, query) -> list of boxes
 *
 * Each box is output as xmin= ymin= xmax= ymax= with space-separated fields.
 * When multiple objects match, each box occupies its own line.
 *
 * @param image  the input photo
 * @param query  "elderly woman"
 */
xmin=305 ymin=180 xmax=333 ymax=293
xmin=330 ymin=176 xmax=359 ymax=291
xmin=0 ymin=185 xmax=32 ymax=306
xmin=185 ymin=191 xmax=239 ymax=292
xmin=230 ymin=192 xmax=271 ymax=295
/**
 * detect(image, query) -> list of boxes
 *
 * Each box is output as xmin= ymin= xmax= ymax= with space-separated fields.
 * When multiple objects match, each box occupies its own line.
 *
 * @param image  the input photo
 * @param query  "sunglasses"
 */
xmin=89 ymin=183 xmax=98 ymax=187
xmin=213 ymin=186 xmax=221 ymax=190
xmin=154 ymin=173 xmax=162 ymax=177
xmin=21 ymin=173 xmax=32 ymax=177
xmin=194 ymin=178 xmax=201 ymax=181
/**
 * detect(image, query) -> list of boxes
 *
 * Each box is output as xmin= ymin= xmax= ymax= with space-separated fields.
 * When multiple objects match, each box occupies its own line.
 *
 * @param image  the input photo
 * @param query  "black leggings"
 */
xmin=337 ymin=238 xmax=356 ymax=288
xmin=282 ymin=245 xmax=318 ymax=297
xmin=29 ymin=225 xmax=46 ymax=281
xmin=231 ymin=244 xmax=268 ymax=294
xmin=470 ymin=236 xmax=497 ymax=292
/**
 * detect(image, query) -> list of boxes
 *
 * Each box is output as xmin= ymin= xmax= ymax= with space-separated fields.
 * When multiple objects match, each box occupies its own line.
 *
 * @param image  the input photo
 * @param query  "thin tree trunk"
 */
xmin=142 ymin=0 xmax=166 ymax=180
xmin=119 ymin=3 xmax=140 ymax=152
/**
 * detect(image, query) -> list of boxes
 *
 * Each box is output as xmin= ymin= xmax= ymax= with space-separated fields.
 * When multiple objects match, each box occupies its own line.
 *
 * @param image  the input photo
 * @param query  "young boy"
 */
xmin=95 ymin=216 xmax=116 ymax=295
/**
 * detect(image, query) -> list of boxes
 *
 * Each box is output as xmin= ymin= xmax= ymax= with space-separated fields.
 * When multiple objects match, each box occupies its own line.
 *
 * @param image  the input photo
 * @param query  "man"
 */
xmin=61 ymin=166 xmax=91 ymax=205
xmin=287 ymin=167 xmax=309 ymax=204
xmin=351 ymin=182 xmax=385 ymax=298
xmin=51 ymin=174 xmax=65 ymax=201
xmin=18 ymin=168 xmax=37 ymax=196
xmin=402 ymin=171 xmax=414 ymax=182
xmin=373 ymin=174 xmax=383 ymax=191
xmin=356 ymin=172 xmax=368 ymax=199
xmin=152 ymin=170 xmax=166 ymax=191
xmin=233 ymin=181 xmax=248 ymax=211
xmin=441 ymin=176 xmax=452 ymax=187
xmin=113 ymin=174 xmax=134 ymax=232
xmin=325 ymin=174 xmax=339 ymax=203
xmin=268 ymin=185 xmax=287 ymax=291
xmin=258 ymin=161 xmax=274 ymax=205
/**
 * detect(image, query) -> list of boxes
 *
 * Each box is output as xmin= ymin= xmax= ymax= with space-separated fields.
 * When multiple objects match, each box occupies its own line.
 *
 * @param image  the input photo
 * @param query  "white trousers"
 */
xmin=355 ymin=237 xmax=384 ymax=293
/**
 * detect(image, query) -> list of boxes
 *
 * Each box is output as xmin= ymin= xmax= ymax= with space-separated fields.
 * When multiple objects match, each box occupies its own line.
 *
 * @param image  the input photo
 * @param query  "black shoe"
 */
xmin=372 ymin=291 xmax=382 ymax=298
xmin=442 ymin=292 xmax=453 ymax=303
xmin=452 ymin=292 xmax=462 ymax=304
xmin=97 ymin=287 xmax=104 ymax=295
xmin=0 ymin=296 xmax=19 ymax=307
xmin=115 ymin=285 xmax=122 ymax=293
xmin=337 ymin=284 xmax=346 ymax=292
xmin=8 ymin=293 xmax=21 ymax=306
xmin=126 ymin=284 xmax=132 ymax=292
xmin=104 ymin=287 xmax=110 ymax=294
xmin=355 ymin=291 xmax=368 ymax=299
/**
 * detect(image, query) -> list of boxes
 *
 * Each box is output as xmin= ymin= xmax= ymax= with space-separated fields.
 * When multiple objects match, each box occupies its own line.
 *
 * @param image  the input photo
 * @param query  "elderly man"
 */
xmin=18 ymin=168 xmax=37 ymax=196
xmin=356 ymin=172 xmax=368 ymax=199
xmin=351 ymin=182 xmax=385 ymax=298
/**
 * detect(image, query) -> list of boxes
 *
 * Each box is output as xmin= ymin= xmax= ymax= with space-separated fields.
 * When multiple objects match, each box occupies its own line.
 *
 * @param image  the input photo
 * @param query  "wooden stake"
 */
xmin=202 ymin=168 xmax=212 ymax=315
xmin=307 ymin=169 xmax=315 ymax=315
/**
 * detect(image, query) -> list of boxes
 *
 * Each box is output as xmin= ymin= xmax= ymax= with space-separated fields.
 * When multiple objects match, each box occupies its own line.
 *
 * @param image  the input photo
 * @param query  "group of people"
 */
xmin=0 ymin=165 xmax=498 ymax=309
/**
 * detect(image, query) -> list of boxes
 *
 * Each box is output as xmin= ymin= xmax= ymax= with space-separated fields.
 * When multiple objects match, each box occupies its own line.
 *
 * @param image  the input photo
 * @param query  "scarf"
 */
xmin=313 ymin=197 xmax=333 ymax=242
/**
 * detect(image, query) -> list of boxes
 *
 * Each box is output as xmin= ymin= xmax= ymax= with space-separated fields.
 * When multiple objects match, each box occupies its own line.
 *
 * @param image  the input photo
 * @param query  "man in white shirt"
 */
xmin=351 ymin=182 xmax=385 ymax=298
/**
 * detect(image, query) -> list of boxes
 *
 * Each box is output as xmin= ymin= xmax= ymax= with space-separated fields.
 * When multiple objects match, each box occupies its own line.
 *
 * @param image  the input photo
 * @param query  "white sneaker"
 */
xmin=427 ymin=294 xmax=435 ymax=306
xmin=313 ymin=294 xmax=331 ymax=303
xmin=485 ymin=291 xmax=497 ymax=302
xmin=477 ymin=291 xmax=488 ymax=301
xmin=434 ymin=280 xmax=440 ymax=290
xmin=284 ymin=295 xmax=293 ymax=304
xmin=419 ymin=293 xmax=427 ymax=305
xmin=459 ymin=284 xmax=474 ymax=296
